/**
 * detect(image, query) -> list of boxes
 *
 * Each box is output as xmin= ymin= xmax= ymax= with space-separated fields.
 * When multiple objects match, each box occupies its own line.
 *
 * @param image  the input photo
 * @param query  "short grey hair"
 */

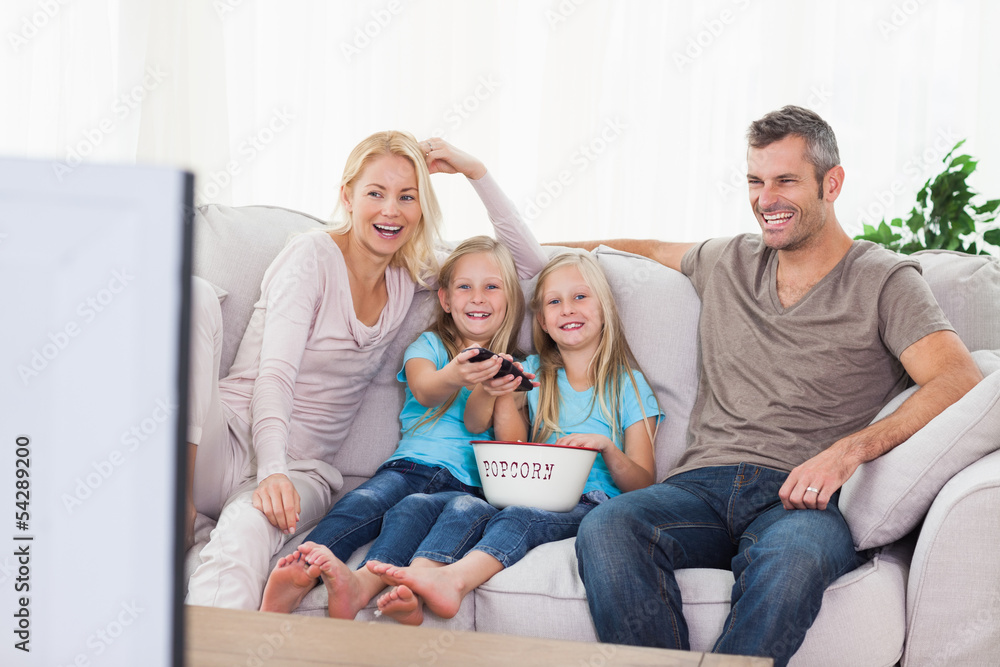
xmin=747 ymin=105 xmax=840 ymax=197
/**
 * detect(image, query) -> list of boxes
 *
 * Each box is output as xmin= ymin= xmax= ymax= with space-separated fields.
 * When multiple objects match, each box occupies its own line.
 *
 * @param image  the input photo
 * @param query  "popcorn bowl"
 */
xmin=471 ymin=440 xmax=598 ymax=513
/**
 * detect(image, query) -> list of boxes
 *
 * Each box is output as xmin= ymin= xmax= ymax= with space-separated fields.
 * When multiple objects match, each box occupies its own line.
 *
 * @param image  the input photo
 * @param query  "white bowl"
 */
xmin=471 ymin=440 xmax=598 ymax=513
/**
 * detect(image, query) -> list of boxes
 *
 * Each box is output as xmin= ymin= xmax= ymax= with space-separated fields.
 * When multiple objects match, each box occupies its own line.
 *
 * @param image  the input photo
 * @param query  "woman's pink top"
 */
xmin=216 ymin=173 xmax=546 ymax=483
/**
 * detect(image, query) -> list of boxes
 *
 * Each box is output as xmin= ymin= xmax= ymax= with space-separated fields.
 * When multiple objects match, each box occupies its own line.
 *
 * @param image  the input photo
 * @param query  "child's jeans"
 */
xmin=304 ymin=459 xmax=481 ymax=563
xmin=370 ymin=490 xmax=609 ymax=569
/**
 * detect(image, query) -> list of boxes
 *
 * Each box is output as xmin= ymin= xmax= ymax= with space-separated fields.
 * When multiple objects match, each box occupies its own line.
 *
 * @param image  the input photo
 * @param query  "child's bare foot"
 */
xmin=301 ymin=543 xmax=369 ymax=620
xmin=377 ymin=585 xmax=424 ymax=625
xmin=260 ymin=548 xmax=321 ymax=613
xmin=367 ymin=560 xmax=464 ymax=620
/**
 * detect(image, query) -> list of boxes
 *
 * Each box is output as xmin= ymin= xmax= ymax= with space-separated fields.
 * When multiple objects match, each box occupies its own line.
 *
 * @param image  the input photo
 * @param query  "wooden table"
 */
xmin=185 ymin=606 xmax=772 ymax=666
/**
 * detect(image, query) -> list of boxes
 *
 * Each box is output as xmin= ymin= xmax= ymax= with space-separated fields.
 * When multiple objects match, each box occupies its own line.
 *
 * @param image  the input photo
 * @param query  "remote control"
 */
xmin=464 ymin=347 xmax=534 ymax=391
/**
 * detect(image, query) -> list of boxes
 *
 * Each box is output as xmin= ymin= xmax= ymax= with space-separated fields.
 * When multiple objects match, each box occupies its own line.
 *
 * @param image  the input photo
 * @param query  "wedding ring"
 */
xmin=806 ymin=486 xmax=820 ymax=494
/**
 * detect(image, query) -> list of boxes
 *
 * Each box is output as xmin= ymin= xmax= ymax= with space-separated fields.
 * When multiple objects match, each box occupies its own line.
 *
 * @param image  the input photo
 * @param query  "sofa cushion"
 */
xmin=475 ymin=536 xmax=908 ymax=665
xmin=841 ymin=350 xmax=1000 ymax=550
xmin=913 ymin=249 xmax=1000 ymax=352
xmin=193 ymin=204 xmax=326 ymax=376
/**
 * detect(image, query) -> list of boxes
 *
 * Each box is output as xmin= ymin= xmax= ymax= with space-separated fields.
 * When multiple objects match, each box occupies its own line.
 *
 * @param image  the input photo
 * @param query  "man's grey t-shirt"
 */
xmin=673 ymin=235 xmax=953 ymax=477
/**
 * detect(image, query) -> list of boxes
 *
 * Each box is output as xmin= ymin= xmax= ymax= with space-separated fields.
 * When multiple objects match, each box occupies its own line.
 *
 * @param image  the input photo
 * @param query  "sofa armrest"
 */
xmin=841 ymin=353 xmax=1000 ymax=550
xmin=902 ymin=449 xmax=1000 ymax=666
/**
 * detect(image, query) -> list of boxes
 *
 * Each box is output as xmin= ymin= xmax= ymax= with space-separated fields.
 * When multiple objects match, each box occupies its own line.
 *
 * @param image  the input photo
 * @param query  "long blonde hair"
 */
xmin=529 ymin=252 xmax=658 ymax=447
xmin=410 ymin=236 xmax=526 ymax=432
xmin=328 ymin=130 xmax=442 ymax=287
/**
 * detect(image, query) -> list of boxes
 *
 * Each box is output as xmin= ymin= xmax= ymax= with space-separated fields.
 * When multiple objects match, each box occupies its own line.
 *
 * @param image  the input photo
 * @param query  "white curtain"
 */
xmin=4 ymin=0 xmax=998 ymax=247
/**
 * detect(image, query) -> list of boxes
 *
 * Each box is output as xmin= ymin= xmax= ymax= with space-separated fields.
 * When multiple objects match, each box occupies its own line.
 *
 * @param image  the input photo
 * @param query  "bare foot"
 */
xmin=377 ymin=585 xmax=424 ymax=625
xmin=366 ymin=560 xmax=465 ymax=620
xmin=260 ymin=547 xmax=321 ymax=613
xmin=302 ymin=543 xmax=369 ymax=620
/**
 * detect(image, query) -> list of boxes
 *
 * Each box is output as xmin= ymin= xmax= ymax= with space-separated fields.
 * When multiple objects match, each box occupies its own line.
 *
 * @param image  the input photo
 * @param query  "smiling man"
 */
xmin=567 ymin=105 xmax=983 ymax=666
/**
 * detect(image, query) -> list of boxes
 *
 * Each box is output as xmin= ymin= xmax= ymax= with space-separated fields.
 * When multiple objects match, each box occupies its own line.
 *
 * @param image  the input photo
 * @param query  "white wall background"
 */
xmin=3 ymin=0 xmax=998 ymax=247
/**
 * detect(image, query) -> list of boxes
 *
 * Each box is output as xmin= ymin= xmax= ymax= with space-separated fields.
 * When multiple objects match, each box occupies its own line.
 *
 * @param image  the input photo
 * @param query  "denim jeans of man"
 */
xmin=303 ymin=459 xmax=481 ymax=563
xmin=408 ymin=490 xmax=608 ymax=567
xmin=575 ymin=464 xmax=863 ymax=667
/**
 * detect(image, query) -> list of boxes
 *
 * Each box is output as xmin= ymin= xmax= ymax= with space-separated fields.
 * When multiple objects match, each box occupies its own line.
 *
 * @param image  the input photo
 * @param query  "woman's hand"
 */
xmin=421 ymin=138 xmax=487 ymax=180
xmin=252 ymin=473 xmax=301 ymax=534
xmin=556 ymin=433 xmax=614 ymax=453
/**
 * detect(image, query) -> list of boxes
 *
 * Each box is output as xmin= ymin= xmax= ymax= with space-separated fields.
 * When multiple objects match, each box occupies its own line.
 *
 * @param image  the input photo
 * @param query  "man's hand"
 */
xmin=779 ymin=444 xmax=860 ymax=511
xmin=780 ymin=331 xmax=981 ymax=512
xmin=252 ymin=473 xmax=301 ymax=533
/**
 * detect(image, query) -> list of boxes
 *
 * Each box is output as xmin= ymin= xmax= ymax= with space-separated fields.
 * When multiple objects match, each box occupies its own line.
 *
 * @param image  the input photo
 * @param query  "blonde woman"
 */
xmin=367 ymin=251 xmax=662 ymax=624
xmin=185 ymin=134 xmax=546 ymax=610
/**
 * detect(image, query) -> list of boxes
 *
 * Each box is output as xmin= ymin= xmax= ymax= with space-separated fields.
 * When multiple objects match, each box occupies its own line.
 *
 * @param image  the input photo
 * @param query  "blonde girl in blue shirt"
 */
xmin=259 ymin=233 xmax=540 ymax=618
xmin=368 ymin=251 xmax=661 ymax=624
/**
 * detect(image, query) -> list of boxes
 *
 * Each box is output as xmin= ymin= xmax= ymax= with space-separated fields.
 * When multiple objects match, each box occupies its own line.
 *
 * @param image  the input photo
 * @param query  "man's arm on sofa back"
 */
xmin=545 ymin=239 xmax=696 ymax=273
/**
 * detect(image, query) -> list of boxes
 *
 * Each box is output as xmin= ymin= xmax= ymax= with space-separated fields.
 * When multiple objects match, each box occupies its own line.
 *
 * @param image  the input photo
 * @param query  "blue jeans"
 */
xmin=575 ymin=465 xmax=864 ymax=667
xmin=304 ymin=459 xmax=480 ymax=564
xmin=405 ymin=490 xmax=608 ymax=568
xmin=363 ymin=491 xmax=487 ymax=567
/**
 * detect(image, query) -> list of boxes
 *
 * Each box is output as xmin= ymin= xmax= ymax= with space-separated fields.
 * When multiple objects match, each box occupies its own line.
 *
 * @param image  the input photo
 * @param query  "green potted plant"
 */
xmin=855 ymin=140 xmax=1000 ymax=255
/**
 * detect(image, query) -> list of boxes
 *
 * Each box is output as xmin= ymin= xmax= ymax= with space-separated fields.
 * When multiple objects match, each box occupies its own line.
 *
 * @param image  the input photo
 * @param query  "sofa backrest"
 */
xmin=912 ymin=249 xmax=1000 ymax=352
xmin=193 ymin=204 xmax=326 ymax=376
xmin=193 ymin=203 xmax=1000 ymax=495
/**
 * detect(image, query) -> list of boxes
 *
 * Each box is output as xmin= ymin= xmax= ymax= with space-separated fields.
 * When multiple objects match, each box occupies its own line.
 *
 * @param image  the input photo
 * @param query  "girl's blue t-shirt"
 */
xmin=385 ymin=331 xmax=490 ymax=487
xmin=521 ymin=354 xmax=662 ymax=498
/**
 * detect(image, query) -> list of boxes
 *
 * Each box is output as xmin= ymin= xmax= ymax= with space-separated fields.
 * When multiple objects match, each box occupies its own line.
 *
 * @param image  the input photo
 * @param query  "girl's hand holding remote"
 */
xmin=452 ymin=346 xmax=506 ymax=388
xmin=480 ymin=355 xmax=537 ymax=397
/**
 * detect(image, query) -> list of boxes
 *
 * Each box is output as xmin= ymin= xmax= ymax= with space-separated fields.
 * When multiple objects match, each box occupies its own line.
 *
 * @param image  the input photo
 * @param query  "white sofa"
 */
xmin=186 ymin=203 xmax=1000 ymax=667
